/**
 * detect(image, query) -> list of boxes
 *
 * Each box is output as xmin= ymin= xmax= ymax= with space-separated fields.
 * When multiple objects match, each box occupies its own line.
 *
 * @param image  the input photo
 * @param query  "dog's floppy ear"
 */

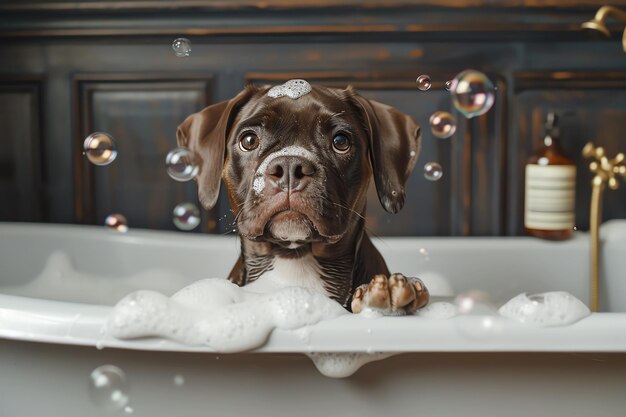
xmin=350 ymin=90 xmax=421 ymax=214
xmin=176 ymin=86 xmax=258 ymax=210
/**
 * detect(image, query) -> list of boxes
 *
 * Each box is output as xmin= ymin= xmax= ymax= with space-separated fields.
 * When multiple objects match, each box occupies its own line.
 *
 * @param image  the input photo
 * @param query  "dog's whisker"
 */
xmin=321 ymin=197 xmax=366 ymax=222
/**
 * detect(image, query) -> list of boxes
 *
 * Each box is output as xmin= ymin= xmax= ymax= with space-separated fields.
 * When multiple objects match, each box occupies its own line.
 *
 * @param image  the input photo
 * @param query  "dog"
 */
xmin=176 ymin=79 xmax=429 ymax=315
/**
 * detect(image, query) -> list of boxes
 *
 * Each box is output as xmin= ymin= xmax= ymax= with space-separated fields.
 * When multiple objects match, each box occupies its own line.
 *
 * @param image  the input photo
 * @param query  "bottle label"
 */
xmin=524 ymin=164 xmax=576 ymax=230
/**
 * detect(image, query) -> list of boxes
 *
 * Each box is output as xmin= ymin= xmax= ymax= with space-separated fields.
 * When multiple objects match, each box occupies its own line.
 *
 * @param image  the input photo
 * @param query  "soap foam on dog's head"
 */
xmin=267 ymin=79 xmax=312 ymax=100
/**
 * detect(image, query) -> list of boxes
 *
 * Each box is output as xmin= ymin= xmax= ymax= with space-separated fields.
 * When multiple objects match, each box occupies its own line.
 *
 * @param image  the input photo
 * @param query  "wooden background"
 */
xmin=1 ymin=0 xmax=625 ymax=236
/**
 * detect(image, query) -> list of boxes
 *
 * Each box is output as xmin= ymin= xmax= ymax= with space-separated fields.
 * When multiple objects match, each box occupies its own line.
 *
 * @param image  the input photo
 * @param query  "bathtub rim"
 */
xmin=2 ymin=292 xmax=626 ymax=354
xmin=1 ymin=221 xmax=626 ymax=355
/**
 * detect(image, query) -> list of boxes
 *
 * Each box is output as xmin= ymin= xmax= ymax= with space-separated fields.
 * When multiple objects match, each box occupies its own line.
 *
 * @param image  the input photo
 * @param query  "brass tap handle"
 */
xmin=582 ymin=141 xmax=626 ymax=312
xmin=583 ymin=142 xmax=626 ymax=188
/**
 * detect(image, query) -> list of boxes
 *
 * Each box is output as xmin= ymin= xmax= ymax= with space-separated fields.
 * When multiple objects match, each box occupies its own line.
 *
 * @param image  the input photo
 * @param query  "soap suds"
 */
xmin=498 ymin=291 xmax=590 ymax=327
xmin=108 ymin=279 xmax=398 ymax=377
xmin=307 ymin=352 xmax=396 ymax=378
xmin=267 ymin=79 xmax=312 ymax=99
xmin=108 ymin=279 xmax=346 ymax=353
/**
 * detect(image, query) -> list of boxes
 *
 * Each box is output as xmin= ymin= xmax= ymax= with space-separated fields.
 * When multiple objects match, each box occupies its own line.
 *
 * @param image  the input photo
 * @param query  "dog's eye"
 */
xmin=239 ymin=133 xmax=259 ymax=151
xmin=332 ymin=133 xmax=351 ymax=154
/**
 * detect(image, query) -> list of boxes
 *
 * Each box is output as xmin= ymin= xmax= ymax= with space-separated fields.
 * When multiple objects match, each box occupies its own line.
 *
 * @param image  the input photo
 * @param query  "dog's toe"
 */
xmin=389 ymin=273 xmax=415 ymax=312
xmin=409 ymin=277 xmax=430 ymax=312
xmin=363 ymin=274 xmax=392 ymax=310
xmin=351 ymin=285 xmax=367 ymax=314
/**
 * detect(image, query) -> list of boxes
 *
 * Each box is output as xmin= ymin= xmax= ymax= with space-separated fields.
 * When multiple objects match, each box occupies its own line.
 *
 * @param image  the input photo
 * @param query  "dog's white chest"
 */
xmin=246 ymin=254 xmax=328 ymax=296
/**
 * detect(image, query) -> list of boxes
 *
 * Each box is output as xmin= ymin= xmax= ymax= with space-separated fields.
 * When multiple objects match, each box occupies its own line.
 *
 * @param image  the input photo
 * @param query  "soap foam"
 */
xmin=307 ymin=352 xmax=395 ymax=378
xmin=267 ymin=79 xmax=312 ymax=99
xmin=108 ymin=279 xmax=347 ymax=353
xmin=498 ymin=291 xmax=590 ymax=327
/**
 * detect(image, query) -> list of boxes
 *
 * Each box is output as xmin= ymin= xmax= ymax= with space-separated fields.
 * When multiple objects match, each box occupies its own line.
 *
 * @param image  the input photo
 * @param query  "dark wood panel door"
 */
xmin=74 ymin=74 xmax=217 ymax=232
xmin=0 ymin=80 xmax=43 ymax=222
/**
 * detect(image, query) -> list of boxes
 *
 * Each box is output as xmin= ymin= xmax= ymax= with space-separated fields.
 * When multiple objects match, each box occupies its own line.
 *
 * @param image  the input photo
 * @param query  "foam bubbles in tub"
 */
xmin=498 ymin=291 xmax=590 ymax=327
xmin=107 ymin=279 xmax=347 ymax=353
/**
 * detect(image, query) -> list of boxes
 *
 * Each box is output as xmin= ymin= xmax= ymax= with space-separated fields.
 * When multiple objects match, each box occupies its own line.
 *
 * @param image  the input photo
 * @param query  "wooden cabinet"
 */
xmin=1 ymin=1 xmax=625 ymax=236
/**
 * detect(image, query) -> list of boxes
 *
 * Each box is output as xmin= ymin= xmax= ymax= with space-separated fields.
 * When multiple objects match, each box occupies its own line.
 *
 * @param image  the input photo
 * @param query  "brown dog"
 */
xmin=176 ymin=80 xmax=429 ymax=315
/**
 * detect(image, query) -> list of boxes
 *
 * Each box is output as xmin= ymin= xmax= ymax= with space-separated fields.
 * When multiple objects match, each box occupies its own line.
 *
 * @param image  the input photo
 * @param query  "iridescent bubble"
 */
xmin=105 ymin=214 xmax=128 ymax=233
xmin=418 ymin=247 xmax=430 ymax=264
xmin=450 ymin=70 xmax=495 ymax=118
xmin=454 ymin=290 xmax=493 ymax=315
xmin=415 ymin=74 xmax=432 ymax=91
xmin=454 ymin=291 xmax=503 ymax=339
xmin=429 ymin=111 xmax=457 ymax=139
xmin=83 ymin=132 xmax=117 ymax=166
xmin=172 ymin=38 xmax=191 ymax=57
xmin=173 ymin=202 xmax=200 ymax=231
xmin=89 ymin=365 xmax=130 ymax=411
xmin=166 ymin=147 xmax=200 ymax=182
xmin=444 ymin=80 xmax=452 ymax=91
xmin=424 ymin=162 xmax=443 ymax=181
xmin=173 ymin=375 xmax=185 ymax=387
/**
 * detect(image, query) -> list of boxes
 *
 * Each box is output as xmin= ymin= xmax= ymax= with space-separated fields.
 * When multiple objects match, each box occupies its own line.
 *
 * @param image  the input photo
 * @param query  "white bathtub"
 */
xmin=1 ymin=222 xmax=626 ymax=417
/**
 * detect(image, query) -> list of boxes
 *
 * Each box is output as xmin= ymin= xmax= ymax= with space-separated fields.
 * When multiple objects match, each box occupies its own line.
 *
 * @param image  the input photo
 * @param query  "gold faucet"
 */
xmin=582 ymin=143 xmax=626 ymax=312
xmin=581 ymin=5 xmax=626 ymax=52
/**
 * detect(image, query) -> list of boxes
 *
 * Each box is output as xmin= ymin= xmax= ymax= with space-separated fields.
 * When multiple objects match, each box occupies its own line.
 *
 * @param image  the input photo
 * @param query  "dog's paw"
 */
xmin=351 ymin=273 xmax=429 ymax=315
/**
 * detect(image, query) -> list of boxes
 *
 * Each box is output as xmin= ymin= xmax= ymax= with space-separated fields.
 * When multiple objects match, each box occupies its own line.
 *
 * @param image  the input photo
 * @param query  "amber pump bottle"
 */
xmin=524 ymin=112 xmax=576 ymax=240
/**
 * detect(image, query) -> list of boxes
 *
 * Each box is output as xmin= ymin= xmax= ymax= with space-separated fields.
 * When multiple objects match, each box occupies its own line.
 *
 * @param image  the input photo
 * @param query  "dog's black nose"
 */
xmin=266 ymin=156 xmax=315 ymax=192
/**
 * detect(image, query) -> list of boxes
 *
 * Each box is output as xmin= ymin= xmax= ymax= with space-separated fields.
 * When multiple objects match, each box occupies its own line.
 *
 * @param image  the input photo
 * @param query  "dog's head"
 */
xmin=177 ymin=81 xmax=420 ymax=248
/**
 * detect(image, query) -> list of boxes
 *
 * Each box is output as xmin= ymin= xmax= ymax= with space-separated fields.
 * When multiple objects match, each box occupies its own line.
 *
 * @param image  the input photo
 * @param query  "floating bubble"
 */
xmin=172 ymin=38 xmax=191 ymax=57
xmin=415 ymin=74 xmax=431 ymax=91
xmin=166 ymin=147 xmax=200 ymax=182
xmin=424 ymin=162 xmax=443 ymax=181
xmin=173 ymin=202 xmax=200 ymax=231
xmin=89 ymin=365 xmax=130 ymax=411
xmin=429 ymin=111 xmax=457 ymax=139
xmin=173 ymin=375 xmax=185 ymax=387
xmin=450 ymin=70 xmax=495 ymax=118
xmin=105 ymin=214 xmax=128 ymax=233
xmin=454 ymin=291 xmax=503 ymax=339
xmin=444 ymin=80 xmax=452 ymax=91
xmin=418 ymin=247 xmax=430 ymax=263
xmin=83 ymin=132 xmax=117 ymax=166
xmin=454 ymin=290 xmax=493 ymax=315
